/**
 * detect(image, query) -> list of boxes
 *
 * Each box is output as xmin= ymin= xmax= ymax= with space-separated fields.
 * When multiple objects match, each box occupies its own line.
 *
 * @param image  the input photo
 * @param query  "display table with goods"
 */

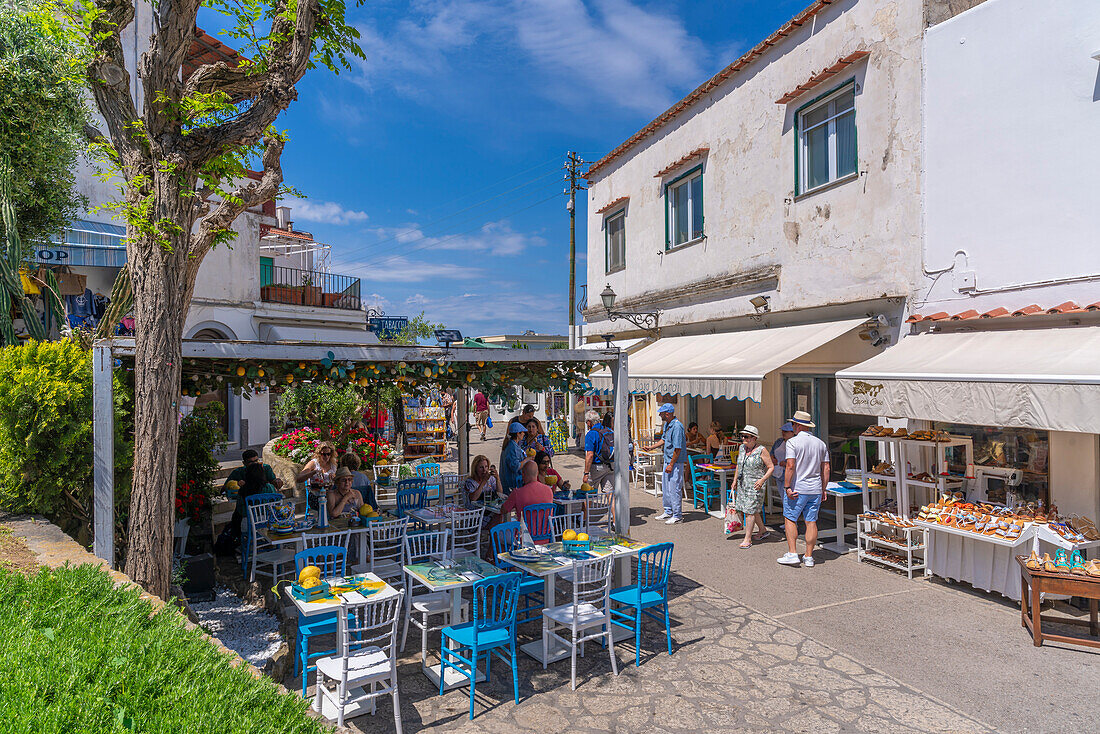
xmin=1018 ymin=553 xmax=1100 ymax=649
xmin=857 ymin=509 xmax=926 ymax=578
xmin=912 ymin=495 xmax=1100 ymax=600
xmin=404 ymin=401 xmax=446 ymax=460
xmin=856 ymin=428 xmax=973 ymax=519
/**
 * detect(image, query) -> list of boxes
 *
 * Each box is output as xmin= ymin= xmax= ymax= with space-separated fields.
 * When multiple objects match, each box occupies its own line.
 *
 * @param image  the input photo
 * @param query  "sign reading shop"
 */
xmin=34 ymin=248 xmax=70 ymax=262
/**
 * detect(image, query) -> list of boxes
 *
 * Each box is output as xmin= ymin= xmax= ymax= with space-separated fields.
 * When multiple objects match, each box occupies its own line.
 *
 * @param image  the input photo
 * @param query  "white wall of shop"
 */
xmin=585 ymin=0 xmax=923 ymax=334
xmin=1049 ymin=432 xmax=1100 ymax=521
xmin=921 ymin=0 xmax=1100 ymax=312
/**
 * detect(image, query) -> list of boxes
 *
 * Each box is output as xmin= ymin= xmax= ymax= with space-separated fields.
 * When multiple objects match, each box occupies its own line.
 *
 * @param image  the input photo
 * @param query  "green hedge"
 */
xmin=0 ymin=564 xmax=329 ymax=733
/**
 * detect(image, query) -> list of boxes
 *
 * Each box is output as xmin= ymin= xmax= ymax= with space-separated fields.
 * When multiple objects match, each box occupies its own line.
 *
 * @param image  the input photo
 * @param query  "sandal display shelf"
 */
xmin=856 ymin=515 xmax=926 ymax=579
xmin=856 ymin=434 xmax=973 ymax=519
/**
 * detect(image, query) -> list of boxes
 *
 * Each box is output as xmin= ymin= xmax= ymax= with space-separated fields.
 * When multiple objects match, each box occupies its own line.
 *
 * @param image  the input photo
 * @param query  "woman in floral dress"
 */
xmin=731 ymin=425 xmax=775 ymax=548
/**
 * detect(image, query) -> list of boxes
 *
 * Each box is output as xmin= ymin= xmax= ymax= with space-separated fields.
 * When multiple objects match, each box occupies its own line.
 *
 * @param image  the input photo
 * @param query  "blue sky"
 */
xmin=206 ymin=1 xmax=811 ymax=336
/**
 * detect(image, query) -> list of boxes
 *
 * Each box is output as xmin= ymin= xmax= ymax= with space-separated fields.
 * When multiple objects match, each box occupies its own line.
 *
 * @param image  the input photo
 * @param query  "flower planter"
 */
xmin=260 ymin=284 xmax=301 ymax=305
xmin=302 ymin=286 xmax=322 ymax=306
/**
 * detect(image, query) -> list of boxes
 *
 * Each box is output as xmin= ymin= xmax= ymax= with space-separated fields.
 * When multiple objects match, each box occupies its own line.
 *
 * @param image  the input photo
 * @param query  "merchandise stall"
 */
xmin=836 ymin=325 xmax=1100 ymax=600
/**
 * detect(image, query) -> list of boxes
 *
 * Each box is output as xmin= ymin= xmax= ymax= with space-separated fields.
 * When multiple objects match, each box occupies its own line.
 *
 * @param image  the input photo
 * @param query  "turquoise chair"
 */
xmin=439 ymin=572 xmax=523 ymax=719
xmin=521 ymin=503 xmax=555 ymax=545
xmin=396 ymin=479 xmax=428 ymax=519
xmin=688 ymin=454 xmax=720 ymax=511
xmin=292 ymin=545 xmax=348 ymax=696
xmin=490 ymin=522 xmax=544 ymax=621
xmin=415 ymin=462 xmax=443 ymax=501
xmin=610 ymin=542 xmax=674 ymax=666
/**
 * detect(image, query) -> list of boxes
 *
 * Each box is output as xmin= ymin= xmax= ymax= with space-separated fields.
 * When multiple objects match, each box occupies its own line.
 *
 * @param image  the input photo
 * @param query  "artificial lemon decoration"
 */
xmin=576 ymin=533 xmax=589 ymax=542
xmin=299 ymin=565 xmax=322 ymax=584
xmin=526 ymin=449 xmax=536 ymax=457
xmin=286 ymin=373 xmax=294 ymax=383
xmin=257 ymin=368 xmax=265 ymax=377
xmin=359 ymin=504 xmax=375 ymax=517
xmin=225 ymin=480 xmax=240 ymax=492
xmin=562 ymin=529 xmax=577 ymax=541
xmin=580 ymin=482 xmax=592 ymax=493
xmin=301 ymin=577 xmax=322 ymax=589
xmin=236 ymin=366 xmax=246 ymax=376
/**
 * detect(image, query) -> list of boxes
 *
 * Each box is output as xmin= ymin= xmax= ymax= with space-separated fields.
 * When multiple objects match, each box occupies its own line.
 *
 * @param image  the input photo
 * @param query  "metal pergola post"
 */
xmin=457 ymin=388 xmax=469 ymax=476
xmin=611 ymin=351 xmax=630 ymax=535
xmin=92 ymin=342 xmax=115 ymax=565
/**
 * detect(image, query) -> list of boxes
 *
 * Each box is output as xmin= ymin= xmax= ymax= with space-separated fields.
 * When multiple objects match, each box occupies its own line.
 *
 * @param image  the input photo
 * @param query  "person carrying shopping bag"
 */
xmin=729 ymin=425 xmax=774 ymax=548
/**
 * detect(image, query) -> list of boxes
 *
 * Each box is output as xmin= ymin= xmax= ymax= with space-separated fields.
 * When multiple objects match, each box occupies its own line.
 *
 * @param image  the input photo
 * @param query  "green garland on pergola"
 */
xmin=176 ymin=350 xmax=596 ymax=400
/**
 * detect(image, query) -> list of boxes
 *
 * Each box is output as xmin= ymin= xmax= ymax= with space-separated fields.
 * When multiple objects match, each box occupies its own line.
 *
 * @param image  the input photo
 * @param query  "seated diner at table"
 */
xmin=465 ymin=454 xmax=500 ymax=504
xmin=524 ymin=417 xmax=554 ymax=459
xmin=686 ymin=422 xmax=707 ymax=450
xmin=338 ymin=453 xmax=377 ymax=512
xmin=534 ymin=450 xmax=569 ymax=491
xmin=233 ymin=462 xmax=278 ymax=535
xmin=296 ymin=441 xmax=338 ymax=484
xmin=500 ymin=460 xmax=553 ymax=531
xmin=327 ymin=467 xmax=365 ymax=518
xmin=706 ymin=421 xmax=728 ymax=455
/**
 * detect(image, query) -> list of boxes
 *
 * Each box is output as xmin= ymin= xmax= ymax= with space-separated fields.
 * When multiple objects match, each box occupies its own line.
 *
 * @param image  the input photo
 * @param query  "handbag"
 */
xmin=724 ymin=504 xmax=743 ymax=535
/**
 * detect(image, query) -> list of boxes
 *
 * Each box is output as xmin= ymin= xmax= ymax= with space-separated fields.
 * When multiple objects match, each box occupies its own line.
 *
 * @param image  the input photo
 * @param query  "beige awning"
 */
xmin=588 ymin=318 xmax=866 ymax=402
xmin=836 ymin=326 xmax=1100 ymax=433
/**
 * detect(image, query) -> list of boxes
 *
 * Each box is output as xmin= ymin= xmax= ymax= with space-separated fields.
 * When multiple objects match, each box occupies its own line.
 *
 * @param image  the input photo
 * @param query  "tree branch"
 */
xmin=140 ymin=0 xmax=204 ymax=139
xmin=84 ymin=0 xmax=144 ymax=172
xmin=183 ymin=61 xmax=270 ymax=100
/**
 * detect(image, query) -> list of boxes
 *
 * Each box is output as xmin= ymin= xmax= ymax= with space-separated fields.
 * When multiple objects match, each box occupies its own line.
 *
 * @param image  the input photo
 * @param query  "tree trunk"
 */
xmin=123 ymin=218 xmax=191 ymax=599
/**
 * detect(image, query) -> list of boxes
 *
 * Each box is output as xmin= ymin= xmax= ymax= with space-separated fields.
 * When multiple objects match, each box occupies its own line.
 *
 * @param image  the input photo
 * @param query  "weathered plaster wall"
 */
xmin=585 ymin=0 xmax=924 ymax=334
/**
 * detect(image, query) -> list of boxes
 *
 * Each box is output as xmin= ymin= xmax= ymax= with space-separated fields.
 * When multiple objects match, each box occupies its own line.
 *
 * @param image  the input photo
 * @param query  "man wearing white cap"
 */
xmin=777 ymin=410 xmax=830 ymax=567
xmin=648 ymin=403 xmax=686 ymax=524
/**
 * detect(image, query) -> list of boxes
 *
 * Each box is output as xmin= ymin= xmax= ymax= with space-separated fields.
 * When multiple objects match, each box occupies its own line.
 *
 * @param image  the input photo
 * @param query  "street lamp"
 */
xmin=600 ymin=284 xmax=659 ymax=336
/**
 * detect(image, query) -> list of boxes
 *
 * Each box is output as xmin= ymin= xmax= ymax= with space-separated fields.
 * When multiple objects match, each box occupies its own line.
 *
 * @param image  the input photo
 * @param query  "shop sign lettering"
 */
xmin=850 ymin=380 xmax=886 ymax=408
xmin=35 ymin=249 xmax=70 ymax=262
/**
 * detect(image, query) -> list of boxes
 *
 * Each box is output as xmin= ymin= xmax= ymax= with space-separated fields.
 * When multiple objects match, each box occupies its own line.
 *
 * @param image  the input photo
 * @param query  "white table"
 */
xmin=402 ymin=557 xmax=503 ymax=690
xmin=263 ymin=517 xmax=376 ymax=572
xmin=695 ymin=462 xmax=734 ymax=519
xmin=286 ymin=572 xmax=398 ymax=618
xmin=818 ymin=482 xmax=862 ymax=555
xmin=498 ymin=533 xmax=652 ymax=664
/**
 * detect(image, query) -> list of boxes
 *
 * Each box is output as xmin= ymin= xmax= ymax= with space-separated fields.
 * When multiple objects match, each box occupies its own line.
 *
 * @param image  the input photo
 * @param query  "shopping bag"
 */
xmin=487 ymin=414 xmax=493 ymax=428
xmin=724 ymin=505 xmax=743 ymax=536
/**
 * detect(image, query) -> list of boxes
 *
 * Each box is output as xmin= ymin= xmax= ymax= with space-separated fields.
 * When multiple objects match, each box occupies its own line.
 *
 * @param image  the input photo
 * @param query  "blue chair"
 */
xmin=292 ymin=545 xmax=348 ymax=696
xmin=439 ymin=572 xmax=523 ymax=719
xmin=240 ymin=491 xmax=284 ymax=575
xmin=415 ymin=462 xmax=443 ymax=501
xmin=396 ymin=479 xmax=428 ymax=519
xmin=688 ymin=454 xmax=721 ymax=511
xmin=521 ymin=503 xmax=555 ymax=545
xmin=490 ymin=522 xmax=544 ymax=621
xmin=610 ymin=542 xmax=674 ymax=667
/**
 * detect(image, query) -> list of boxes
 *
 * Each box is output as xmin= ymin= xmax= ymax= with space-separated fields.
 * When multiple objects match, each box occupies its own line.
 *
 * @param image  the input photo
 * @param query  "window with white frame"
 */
xmin=798 ymin=83 xmax=857 ymax=193
xmin=605 ymin=209 xmax=626 ymax=273
xmin=665 ymin=167 xmax=703 ymax=249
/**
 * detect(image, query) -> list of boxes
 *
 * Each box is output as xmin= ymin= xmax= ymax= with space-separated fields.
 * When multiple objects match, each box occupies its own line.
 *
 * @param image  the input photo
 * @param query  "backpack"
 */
xmin=595 ymin=426 xmax=615 ymax=463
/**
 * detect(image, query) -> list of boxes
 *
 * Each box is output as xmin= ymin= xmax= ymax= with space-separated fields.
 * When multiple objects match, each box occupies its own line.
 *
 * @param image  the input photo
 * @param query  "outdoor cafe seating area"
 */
xmin=239 ymin=479 xmax=675 ymax=729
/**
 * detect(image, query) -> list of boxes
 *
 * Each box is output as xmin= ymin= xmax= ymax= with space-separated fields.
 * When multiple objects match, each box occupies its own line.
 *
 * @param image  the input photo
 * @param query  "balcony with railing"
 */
xmin=259 ymin=263 xmax=361 ymax=310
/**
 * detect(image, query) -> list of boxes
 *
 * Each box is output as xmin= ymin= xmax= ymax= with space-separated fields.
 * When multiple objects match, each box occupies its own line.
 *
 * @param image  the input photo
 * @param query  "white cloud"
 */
xmin=351 ymin=0 xmax=707 ymax=115
xmin=361 ymin=218 xmax=544 ymax=258
xmin=341 ymin=254 xmax=483 ymax=283
xmin=394 ymin=288 xmax=567 ymax=334
xmin=282 ymin=196 xmax=370 ymax=226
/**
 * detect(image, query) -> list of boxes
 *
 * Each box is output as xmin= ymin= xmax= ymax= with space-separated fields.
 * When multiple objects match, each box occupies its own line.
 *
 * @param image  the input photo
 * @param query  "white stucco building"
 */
xmin=584 ymin=0 xmax=928 ymax=446
xmin=35 ymin=23 xmax=373 ymax=449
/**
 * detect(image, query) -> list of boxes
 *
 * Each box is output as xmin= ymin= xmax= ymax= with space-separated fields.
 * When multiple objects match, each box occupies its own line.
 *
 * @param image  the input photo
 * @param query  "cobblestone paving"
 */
xmin=331 ymin=573 xmax=992 ymax=733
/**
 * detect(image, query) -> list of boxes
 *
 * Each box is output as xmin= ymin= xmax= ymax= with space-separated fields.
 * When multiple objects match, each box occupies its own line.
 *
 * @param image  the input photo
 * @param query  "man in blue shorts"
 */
xmin=778 ymin=410 xmax=830 ymax=568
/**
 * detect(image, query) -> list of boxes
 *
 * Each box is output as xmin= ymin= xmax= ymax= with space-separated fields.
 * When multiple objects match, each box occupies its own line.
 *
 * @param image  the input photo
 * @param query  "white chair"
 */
xmin=551 ymin=512 xmax=585 ymax=541
xmin=302 ymin=530 xmax=351 ymax=552
xmin=448 ymin=508 xmax=484 ymax=559
xmin=634 ymin=452 xmax=658 ymax=492
xmin=313 ymin=589 xmax=405 ymax=730
xmin=440 ymin=473 xmax=464 ymax=503
xmin=246 ymin=500 xmax=295 ymax=583
xmin=541 ymin=555 xmax=618 ymax=690
xmin=366 ymin=518 xmax=408 ymax=587
xmin=585 ymin=493 xmax=613 ymax=534
xmin=401 ymin=530 xmax=468 ymax=659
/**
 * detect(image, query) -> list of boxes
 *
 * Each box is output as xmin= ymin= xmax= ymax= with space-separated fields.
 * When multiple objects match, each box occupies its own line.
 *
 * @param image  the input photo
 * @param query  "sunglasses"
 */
xmin=320 ymin=451 xmax=333 ymax=456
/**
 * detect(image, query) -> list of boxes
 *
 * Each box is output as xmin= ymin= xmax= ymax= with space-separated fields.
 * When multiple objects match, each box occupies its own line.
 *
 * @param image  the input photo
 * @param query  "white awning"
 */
xmin=579 ymin=338 xmax=651 ymax=353
xmin=588 ymin=318 xmax=866 ymax=402
xmin=835 ymin=326 xmax=1100 ymax=433
xmin=258 ymin=323 xmax=379 ymax=345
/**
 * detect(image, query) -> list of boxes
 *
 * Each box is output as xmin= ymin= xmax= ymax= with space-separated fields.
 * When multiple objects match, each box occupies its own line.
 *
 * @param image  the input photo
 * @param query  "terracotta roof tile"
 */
xmin=654 ymin=147 xmax=709 ymax=178
xmin=1087 ymin=302 xmax=1100 ymax=311
xmin=183 ymin=27 xmax=242 ymax=80
xmin=949 ymin=309 xmax=979 ymax=320
xmin=905 ymin=314 xmax=923 ymax=323
xmin=911 ymin=303 xmax=1099 ymax=324
xmin=1012 ymin=304 xmax=1042 ymax=316
xmin=585 ymin=0 xmax=838 ymax=178
xmin=1045 ymin=301 xmax=1080 ymax=314
xmin=261 ymin=226 xmax=314 ymax=242
xmin=595 ymin=196 xmax=629 ymax=215
xmin=979 ymin=307 xmax=1010 ymax=318
xmin=774 ymin=49 xmax=869 ymax=104
xmin=921 ymin=312 xmax=949 ymax=321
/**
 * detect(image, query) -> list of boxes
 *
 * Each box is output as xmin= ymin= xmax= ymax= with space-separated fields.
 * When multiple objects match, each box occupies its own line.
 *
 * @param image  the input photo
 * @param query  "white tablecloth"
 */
xmin=926 ymin=529 xmax=1027 ymax=601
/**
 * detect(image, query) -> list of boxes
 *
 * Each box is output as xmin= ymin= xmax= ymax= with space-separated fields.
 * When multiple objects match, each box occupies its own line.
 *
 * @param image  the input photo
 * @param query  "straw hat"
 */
xmin=789 ymin=410 xmax=815 ymax=428
xmin=739 ymin=425 xmax=759 ymax=438
xmin=334 ymin=466 xmax=354 ymax=481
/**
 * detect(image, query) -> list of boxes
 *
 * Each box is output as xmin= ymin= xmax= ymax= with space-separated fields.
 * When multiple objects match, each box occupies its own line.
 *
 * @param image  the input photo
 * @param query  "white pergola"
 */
xmin=92 ymin=337 xmax=631 ymax=565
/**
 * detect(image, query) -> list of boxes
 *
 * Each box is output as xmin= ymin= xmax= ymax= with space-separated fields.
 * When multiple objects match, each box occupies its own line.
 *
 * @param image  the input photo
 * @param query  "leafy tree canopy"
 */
xmin=0 ymin=3 xmax=88 ymax=249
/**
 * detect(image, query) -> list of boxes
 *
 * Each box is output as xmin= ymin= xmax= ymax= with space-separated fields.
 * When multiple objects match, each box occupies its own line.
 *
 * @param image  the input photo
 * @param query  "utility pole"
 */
xmin=565 ymin=151 xmax=586 ymax=349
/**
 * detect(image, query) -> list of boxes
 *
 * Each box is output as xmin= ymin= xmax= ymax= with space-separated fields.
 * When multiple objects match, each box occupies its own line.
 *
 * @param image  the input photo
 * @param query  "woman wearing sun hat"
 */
xmin=730 ymin=425 xmax=775 ymax=547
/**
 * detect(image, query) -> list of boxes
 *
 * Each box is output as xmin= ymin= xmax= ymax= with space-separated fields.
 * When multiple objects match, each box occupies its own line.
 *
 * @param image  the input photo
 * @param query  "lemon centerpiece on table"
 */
xmin=299 ymin=565 xmax=322 ymax=585
xmin=579 ymin=482 xmax=592 ymax=493
xmin=562 ymin=529 xmax=577 ymax=542
xmin=359 ymin=504 xmax=379 ymax=519
xmin=576 ymin=533 xmax=589 ymax=542
xmin=300 ymin=576 xmax=323 ymax=589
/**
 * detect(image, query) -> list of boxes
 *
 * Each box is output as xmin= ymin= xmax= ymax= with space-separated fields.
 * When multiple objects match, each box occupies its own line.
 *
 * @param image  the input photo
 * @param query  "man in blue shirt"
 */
xmin=582 ymin=409 xmax=614 ymax=493
xmin=500 ymin=421 xmax=528 ymax=495
xmin=648 ymin=403 xmax=686 ymax=524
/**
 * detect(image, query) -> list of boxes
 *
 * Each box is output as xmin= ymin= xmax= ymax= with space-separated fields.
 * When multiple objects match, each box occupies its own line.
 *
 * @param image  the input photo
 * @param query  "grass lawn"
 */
xmin=0 ymin=563 xmax=330 ymax=733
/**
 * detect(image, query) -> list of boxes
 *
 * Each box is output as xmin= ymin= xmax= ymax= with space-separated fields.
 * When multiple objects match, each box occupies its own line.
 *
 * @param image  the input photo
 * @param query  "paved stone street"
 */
xmin=333 ymin=571 xmax=991 ymax=733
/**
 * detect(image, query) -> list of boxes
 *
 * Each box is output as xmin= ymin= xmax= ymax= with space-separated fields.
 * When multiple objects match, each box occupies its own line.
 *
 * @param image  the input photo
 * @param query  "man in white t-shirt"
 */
xmin=777 ymin=410 xmax=831 ymax=568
